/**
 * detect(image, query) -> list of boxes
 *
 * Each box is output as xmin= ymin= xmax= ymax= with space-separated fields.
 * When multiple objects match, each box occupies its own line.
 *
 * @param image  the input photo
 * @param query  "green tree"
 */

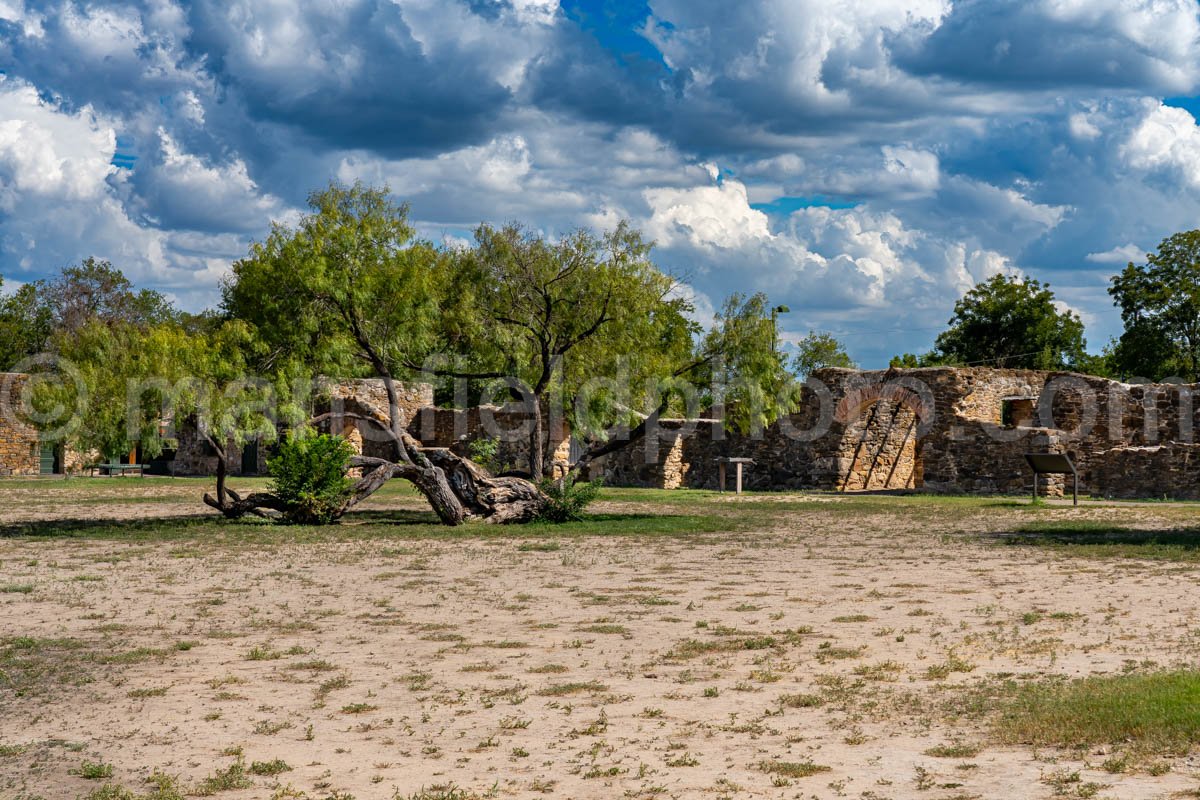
xmin=792 ymin=331 xmax=855 ymax=379
xmin=223 ymin=181 xmax=543 ymax=524
xmin=0 ymin=259 xmax=179 ymax=372
xmin=1109 ymin=231 xmax=1200 ymax=381
xmin=43 ymin=257 xmax=176 ymax=334
xmin=569 ymin=291 xmax=795 ymax=477
xmin=0 ymin=278 xmax=53 ymax=371
xmin=448 ymin=222 xmax=695 ymax=477
xmin=933 ymin=274 xmax=1086 ymax=370
xmin=223 ymin=181 xmax=796 ymax=521
xmin=693 ymin=293 xmax=795 ymax=434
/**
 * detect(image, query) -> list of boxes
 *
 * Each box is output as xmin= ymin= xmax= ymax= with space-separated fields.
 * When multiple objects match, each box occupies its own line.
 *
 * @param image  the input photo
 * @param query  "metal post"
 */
xmin=1073 ymin=472 xmax=1078 ymax=507
xmin=735 ymin=462 xmax=743 ymax=495
xmin=1032 ymin=471 xmax=1038 ymax=503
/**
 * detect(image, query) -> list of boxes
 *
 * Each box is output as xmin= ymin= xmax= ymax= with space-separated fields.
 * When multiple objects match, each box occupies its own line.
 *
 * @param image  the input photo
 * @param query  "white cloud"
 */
xmin=1068 ymin=111 xmax=1102 ymax=140
xmin=644 ymin=177 xmax=773 ymax=250
xmin=131 ymin=128 xmax=290 ymax=233
xmin=1086 ymin=242 xmax=1146 ymax=264
xmin=1122 ymin=101 xmax=1200 ymax=188
xmin=0 ymin=76 xmax=265 ymax=307
xmin=0 ymin=77 xmax=115 ymax=205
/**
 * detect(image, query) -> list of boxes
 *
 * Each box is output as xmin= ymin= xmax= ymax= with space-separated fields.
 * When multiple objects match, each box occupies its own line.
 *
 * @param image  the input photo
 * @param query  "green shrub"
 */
xmin=267 ymin=434 xmax=355 ymax=524
xmin=536 ymin=475 xmax=602 ymax=523
xmin=467 ymin=436 xmax=501 ymax=473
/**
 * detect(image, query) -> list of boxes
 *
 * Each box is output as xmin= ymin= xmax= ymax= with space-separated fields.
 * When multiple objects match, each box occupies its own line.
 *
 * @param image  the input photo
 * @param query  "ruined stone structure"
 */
xmin=7 ymin=365 xmax=1200 ymax=499
xmin=596 ymin=367 xmax=1200 ymax=499
xmin=0 ymin=373 xmax=39 ymax=476
xmin=409 ymin=404 xmax=572 ymax=476
xmin=170 ymin=379 xmax=435 ymax=477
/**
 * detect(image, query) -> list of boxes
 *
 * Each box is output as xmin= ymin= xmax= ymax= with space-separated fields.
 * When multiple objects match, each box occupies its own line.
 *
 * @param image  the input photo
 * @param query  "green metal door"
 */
xmin=39 ymin=441 xmax=59 ymax=475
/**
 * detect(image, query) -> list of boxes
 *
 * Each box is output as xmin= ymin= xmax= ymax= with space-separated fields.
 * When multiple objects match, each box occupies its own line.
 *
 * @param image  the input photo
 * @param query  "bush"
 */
xmin=536 ymin=475 xmax=602 ymax=523
xmin=267 ymin=434 xmax=355 ymax=524
xmin=468 ymin=436 xmax=501 ymax=473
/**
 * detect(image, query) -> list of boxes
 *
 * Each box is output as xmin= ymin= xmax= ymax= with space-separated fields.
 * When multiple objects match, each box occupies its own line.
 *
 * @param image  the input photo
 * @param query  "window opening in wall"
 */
xmin=1001 ymin=397 xmax=1037 ymax=428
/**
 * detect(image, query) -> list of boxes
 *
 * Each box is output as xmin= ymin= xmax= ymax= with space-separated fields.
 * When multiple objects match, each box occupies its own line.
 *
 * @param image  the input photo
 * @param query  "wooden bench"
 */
xmin=716 ymin=457 xmax=755 ymax=495
xmin=93 ymin=463 xmax=146 ymax=477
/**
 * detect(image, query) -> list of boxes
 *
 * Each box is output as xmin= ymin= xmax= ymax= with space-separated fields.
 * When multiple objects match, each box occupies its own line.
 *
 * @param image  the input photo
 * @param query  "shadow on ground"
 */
xmin=0 ymin=509 xmax=710 ymax=541
xmin=988 ymin=521 xmax=1200 ymax=558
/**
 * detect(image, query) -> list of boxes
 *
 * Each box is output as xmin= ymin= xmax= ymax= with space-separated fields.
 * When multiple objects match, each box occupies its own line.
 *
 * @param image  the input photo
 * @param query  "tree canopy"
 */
xmin=792 ymin=331 xmax=855 ymax=379
xmin=1109 ymin=230 xmax=1200 ymax=382
xmin=21 ymin=181 xmax=796 ymax=525
xmin=931 ymin=274 xmax=1087 ymax=370
xmin=0 ymin=258 xmax=179 ymax=372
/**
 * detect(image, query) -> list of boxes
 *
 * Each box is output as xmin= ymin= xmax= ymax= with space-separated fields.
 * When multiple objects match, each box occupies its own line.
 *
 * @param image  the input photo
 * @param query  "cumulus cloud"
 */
xmin=2 ymin=0 xmax=1200 ymax=366
xmin=1122 ymin=101 xmax=1200 ymax=188
xmin=0 ymin=78 xmax=115 ymax=206
xmin=1086 ymin=242 xmax=1147 ymax=264
xmin=127 ymin=129 xmax=291 ymax=234
xmin=0 ymin=76 xmax=264 ymax=307
xmin=895 ymin=0 xmax=1200 ymax=94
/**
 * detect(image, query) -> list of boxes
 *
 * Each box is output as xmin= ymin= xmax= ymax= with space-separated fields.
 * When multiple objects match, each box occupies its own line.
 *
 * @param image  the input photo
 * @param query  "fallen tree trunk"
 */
xmin=203 ymin=440 xmax=546 ymax=526
xmin=425 ymin=448 xmax=545 ymax=524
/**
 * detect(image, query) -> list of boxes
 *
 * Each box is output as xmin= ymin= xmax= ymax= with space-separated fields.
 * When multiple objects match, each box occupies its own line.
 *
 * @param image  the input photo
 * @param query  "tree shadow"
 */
xmin=0 ymin=514 xmax=221 ymax=540
xmin=0 ymin=509 xmax=701 ymax=540
xmin=987 ymin=524 xmax=1200 ymax=553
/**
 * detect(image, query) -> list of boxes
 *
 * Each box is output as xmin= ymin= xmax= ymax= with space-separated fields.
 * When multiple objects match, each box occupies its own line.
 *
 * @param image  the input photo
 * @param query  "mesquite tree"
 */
xmin=221 ymin=182 xmax=545 ymax=524
xmin=445 ymin=222 xmax=697 ymax=478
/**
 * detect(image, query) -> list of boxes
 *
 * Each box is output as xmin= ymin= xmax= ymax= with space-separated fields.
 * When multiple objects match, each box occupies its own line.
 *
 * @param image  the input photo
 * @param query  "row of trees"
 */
xmin=3 ymin=183 xmax=795 ymax=525
xmin=879 ymin=230 xmax=1200 ymax=382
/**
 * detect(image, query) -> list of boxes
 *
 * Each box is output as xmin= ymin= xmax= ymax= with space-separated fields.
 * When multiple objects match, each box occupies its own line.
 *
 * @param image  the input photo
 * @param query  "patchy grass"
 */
xmin=1002 ymin=522 xmax=1200 ymax=562
xmin=758 ymin=759 xmax=830 ymax=778
xmin=537 ymin=681 xmax=608 ymax=696
xmin=995 ymin=670 xmax=1200 ymax=753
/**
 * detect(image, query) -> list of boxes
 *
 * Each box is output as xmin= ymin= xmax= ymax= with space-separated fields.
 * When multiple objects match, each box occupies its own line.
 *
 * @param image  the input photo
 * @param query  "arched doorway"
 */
xmin=839 ymin=398 xmax=923 ymax=491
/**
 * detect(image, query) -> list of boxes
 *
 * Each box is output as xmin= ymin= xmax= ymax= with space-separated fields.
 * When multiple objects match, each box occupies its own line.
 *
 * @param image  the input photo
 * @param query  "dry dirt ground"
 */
xmin=3 ymin=478 xmax=1200 ymax=799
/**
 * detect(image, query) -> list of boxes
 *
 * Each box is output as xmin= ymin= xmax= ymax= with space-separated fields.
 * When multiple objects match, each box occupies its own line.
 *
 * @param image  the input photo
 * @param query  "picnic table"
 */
xmin=92 ymin=462 xmax=146 ymax=477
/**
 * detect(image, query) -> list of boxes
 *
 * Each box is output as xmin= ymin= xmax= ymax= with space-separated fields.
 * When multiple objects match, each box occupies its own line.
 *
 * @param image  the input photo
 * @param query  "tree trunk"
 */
xmin=426 ymin=449 xmax=545 ymax=523
xmin=529 ymin=394 xmax=544 ymax=480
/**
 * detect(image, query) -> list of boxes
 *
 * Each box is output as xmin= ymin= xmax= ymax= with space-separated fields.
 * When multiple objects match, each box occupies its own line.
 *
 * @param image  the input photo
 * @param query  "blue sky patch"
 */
xmin=752 ymin=196 xmax=861 ymax=215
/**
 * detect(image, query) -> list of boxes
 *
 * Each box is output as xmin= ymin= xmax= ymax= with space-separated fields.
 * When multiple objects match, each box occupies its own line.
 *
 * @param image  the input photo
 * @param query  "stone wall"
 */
xmin=593 ymin=367 xmax=1166 ymax=497
xmin=1092 ymin=443 xmax=1200 ymax=499
xmin=171 ymin=379 xmax=434 ymax=477
xmin=10 ymin=363 xmax=1200 ymax=499
xmin=409 ymin=404 xmax=571 ymax=476
xmin=0 ymin=373 xmax=39 ymax=476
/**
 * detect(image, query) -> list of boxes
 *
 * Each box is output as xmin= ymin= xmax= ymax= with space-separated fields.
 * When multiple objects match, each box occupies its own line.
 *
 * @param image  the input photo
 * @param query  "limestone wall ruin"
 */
xmin=0 ymin=373 xmax=39 ymax=476
xmin=6 ymin=364 xmax=1200 ymax=499
xmin=594 ymin=367 xmax=1200 ymax=499
xmin=409 ymin=404 xmax=572 ymax=476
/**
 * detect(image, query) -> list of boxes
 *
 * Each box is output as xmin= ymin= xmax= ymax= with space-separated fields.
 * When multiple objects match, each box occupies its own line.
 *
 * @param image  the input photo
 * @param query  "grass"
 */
xmin=924 ymin=742 xmax=983 ymax=758
xmin=1002 ymin=521 xmax=1200 ymax=561
xmin=193 ymin=758 xmax=252 ymax=795
xmin=537 ymin=681 xmax=608 ymax=696
xmin=758 ymin=759 xmax=830 ymax=778
xmin=666 ymin=635 xmax=777 ymax=660
xmin=994 ymin=670 xmax=1200 ymax=754
xmin=248 ymin=759 xmax=291 ymax=776
xmin=79 ymin=760 xmax=114 ymax=779
xmin=0 ymin=480 xmax=1049 ymax=546
xmin=0 ymin=636 xmax=187 ymax=697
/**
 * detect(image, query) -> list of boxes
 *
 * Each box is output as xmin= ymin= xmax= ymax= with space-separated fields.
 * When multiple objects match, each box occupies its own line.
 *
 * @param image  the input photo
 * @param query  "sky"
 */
xmin=2 ymin=0 xmax=1200 ymax=367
